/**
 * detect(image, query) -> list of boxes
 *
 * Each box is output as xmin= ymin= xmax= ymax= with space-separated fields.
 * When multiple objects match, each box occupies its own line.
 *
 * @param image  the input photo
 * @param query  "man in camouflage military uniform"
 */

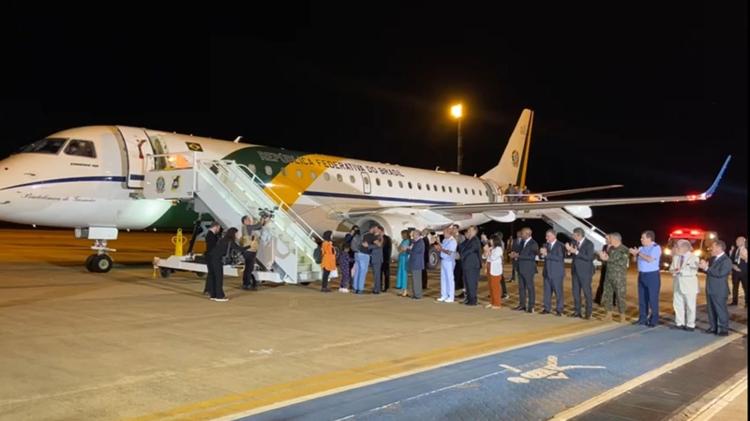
xmin=597 ymin=232 xmax=630 ymax=322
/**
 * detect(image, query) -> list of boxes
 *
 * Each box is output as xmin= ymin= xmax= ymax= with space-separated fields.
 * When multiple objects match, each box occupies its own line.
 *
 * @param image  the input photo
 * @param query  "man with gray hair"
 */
xmin=670 ymin=239 xmax=700 ymax=331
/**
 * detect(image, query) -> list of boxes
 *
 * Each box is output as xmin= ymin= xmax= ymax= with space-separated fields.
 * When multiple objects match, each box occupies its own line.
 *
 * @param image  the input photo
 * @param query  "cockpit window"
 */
xmin=19 ymin=138 xmax=67 ymax=154
xmin=64 ymin=139 xmax=97 ymax=158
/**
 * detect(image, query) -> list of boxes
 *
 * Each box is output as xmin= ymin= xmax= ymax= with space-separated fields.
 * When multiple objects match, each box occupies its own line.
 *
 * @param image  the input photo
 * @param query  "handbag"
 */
xmin=330 ymin=269 xmax=339 ymax=278
xmin=220 ymin=242 xmax=232 ymax=265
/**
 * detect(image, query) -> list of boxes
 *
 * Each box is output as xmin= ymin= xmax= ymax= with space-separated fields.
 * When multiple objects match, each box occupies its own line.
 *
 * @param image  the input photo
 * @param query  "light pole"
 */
xmin=450 ymin=103 xmax=463 ymax=173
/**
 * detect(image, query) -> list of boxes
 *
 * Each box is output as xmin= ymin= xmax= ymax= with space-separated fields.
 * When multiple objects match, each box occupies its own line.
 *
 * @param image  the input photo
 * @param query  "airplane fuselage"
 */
xmin=0 ymin=126 xmax=508 ymax=236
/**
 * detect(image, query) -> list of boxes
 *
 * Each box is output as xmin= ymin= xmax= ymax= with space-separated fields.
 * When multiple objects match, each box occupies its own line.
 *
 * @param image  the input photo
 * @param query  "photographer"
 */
xmin=240 ymin=214 xmax=269 ymax=290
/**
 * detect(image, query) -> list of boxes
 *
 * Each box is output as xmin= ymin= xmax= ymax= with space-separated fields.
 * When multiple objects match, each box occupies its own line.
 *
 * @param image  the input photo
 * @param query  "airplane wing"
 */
xmin=533 ymin=184 xmax=623 ymax=197
xmin=346 ymin=155 xmax=731 ymax=218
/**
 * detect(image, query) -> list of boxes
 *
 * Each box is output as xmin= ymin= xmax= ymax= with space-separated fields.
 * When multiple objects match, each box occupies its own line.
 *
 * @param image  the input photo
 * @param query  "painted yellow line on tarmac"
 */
xmin=125 ymin=321 xmax=605 ymax=421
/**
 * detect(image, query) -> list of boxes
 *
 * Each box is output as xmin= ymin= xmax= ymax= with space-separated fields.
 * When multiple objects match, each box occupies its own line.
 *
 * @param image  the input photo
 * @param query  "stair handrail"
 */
xmin=231 ymin=162 xmax=324 ymax=245
xmin=197 ymin=160 xmax=323 ymax=248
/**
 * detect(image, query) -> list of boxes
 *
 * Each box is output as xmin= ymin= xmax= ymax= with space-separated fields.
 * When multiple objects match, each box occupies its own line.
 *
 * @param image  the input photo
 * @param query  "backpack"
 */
xmin=313 ymin=246 xmax=322 ymax=264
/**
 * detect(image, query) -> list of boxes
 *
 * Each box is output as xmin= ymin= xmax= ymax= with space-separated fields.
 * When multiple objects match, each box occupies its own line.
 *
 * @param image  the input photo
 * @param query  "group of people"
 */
xmin=201 ymin=215 xmax=748 ymax=338
xmin=202 ymin=214 xmax=270 ymax=301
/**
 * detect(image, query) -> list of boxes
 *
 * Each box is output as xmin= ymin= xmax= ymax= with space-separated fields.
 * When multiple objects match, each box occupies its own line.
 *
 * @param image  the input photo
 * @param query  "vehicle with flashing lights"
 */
xmin=661 ymin=228 xmax=718 ymax=269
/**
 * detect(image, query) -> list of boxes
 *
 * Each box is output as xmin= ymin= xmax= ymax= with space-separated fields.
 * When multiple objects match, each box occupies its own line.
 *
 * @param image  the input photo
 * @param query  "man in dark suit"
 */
xmin=566 ymin=227 xmax=595 ymax=319
xmin=510 ymin=230 xmax=523 ymax=282
xmin=729 ymin=236 xmax=747 ymax=306
xmin=203 ymin=222 xmax=221 ymax=295
xmin=409 ymin=229 xmax=425 ymax=299
xmin=700 ymin=240 xmax=732 ymax=335
xmin=458 ymin=226 xmax=482 ymax=306
xmin=540 ymin=229 xmax=565 ymax=315
xmin=422 ymin=229 xmax=431 ymax=289
xmin=381 ymin=232 xmax=392 ymax=292
xmin=511 ymin=227 xmax=539 ymax=312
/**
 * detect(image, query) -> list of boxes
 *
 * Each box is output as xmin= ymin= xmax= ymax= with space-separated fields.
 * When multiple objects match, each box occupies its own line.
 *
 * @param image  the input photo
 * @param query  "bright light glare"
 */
xmin=450 ymin=104 xmax=463 ymax=119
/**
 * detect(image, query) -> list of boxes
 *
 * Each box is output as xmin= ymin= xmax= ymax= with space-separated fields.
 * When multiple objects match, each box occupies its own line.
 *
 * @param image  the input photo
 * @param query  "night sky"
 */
xmin=1 ymin=3 xmax=746 ymax=246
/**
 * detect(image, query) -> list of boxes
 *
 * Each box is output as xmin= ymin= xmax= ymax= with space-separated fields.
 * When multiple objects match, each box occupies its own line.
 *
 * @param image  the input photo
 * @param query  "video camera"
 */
xmin=258 ymin=207 xmax=278 ymax=220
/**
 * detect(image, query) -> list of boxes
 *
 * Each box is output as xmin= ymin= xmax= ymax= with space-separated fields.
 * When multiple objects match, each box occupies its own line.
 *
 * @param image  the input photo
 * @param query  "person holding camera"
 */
xmin=240 ymin=215 xmax=268 ymax=290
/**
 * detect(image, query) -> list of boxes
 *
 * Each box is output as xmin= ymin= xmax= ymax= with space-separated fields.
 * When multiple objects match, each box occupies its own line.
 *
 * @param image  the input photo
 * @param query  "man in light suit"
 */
xmin=566 ymin=227 xmax=595 ymax=319
xmin=511 ymin=227 xmax=539 ymax=313
xmin=699 ymin=240 xmax=732 ymax=336
xmin=540 ymin=229 xmax=565 ymax=316
xmin=729 ymin=236 xmax=748 ymax=307
xmin=670 ymin=239 xmax=700 ymax=331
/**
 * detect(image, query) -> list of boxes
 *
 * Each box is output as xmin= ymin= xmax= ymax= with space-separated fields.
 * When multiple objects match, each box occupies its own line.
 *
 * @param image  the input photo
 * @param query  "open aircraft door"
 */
xmin=117 ymin=126 xmax=154 ymax=189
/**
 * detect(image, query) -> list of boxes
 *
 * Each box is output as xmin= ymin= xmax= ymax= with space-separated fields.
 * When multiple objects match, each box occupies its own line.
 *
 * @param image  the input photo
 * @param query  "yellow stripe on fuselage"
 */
xmin=263 ymin=154 xmax=344 ymax=206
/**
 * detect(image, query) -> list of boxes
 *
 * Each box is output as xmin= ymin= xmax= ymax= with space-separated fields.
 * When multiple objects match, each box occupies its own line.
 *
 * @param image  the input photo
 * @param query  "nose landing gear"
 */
xmin=86 ymin=253 xmax=114 ymax=273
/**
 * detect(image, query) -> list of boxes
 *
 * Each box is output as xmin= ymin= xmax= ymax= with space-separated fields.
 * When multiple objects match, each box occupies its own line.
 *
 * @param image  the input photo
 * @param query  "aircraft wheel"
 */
xmin=160 ymin=268 xmax=172 ymax=278
xmin=91 ymin=255 xmax=113 ymax=273
xmin=85 ymin=254 xmax=97 ymax=272
xmin=427 ymin=248 xmax=440 ymax=270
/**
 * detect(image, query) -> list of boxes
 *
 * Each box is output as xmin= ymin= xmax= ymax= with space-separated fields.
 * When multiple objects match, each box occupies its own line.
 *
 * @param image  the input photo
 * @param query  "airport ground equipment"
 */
xmin=143 ymin=153 xmax=322 ymax=284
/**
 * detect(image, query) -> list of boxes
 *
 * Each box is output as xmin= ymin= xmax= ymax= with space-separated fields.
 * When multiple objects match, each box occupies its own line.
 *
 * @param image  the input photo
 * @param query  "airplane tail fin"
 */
xmin=481 ymin=109 xmax=534 ymax=188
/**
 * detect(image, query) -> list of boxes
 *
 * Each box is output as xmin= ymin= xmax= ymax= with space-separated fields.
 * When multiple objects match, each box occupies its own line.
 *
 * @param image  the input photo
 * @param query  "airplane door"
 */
xmin=117 ymin=126 xmax=153 ymax=188
xmin=362 ymin=173 xmax=372 ymax=195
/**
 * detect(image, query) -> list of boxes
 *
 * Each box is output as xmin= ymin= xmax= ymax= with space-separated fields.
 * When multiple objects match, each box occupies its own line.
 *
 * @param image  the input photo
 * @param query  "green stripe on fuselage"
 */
xmin=147 ymin=145 xmax=303 ymax=230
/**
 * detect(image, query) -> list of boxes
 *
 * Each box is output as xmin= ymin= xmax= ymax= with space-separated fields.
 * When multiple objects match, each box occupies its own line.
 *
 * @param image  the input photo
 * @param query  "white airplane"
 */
xmin=0 ymin=109 xmax=730 ymax=272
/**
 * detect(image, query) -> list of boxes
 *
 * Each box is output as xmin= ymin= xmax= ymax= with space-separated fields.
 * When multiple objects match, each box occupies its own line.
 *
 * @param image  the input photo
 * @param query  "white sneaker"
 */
xmin=436 ymin=297 xmax=446 ymax=302
xmin=444 ymin=299 xmax=455 ymax=303
xmin=213 ymin=298 xmax=229 ymax=302
xmin=339 ymin=288 xmax=350 ymax=293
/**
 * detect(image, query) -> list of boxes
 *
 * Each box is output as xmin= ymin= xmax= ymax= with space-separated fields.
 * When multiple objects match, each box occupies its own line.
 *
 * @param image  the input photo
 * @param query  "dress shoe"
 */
xmin=669 ymin=325 xmax=684 ymax=330
xmin=569 ymin=313 xmax=582 ymax=318
xmin=704 ymin=328 xmax=717 ymax=334
xmin=555 ymin=311 xmax=562 ymax=317
xmin=684 ymin=327 xmax=695 ymax=332
xmin=729 ymin=302 xmax=738 ymax=306
xmin=526 ymin=308 xmax=535 ymax=314
xmin=583 ymin=314 xmax=591 ymax=320
xmin=541 ymin=310 xmax=551 ymax=315
xmin=514 ymin=305 xmax=525 ymax=311
xmin=717 ymin=331 xmax=729 ymax=336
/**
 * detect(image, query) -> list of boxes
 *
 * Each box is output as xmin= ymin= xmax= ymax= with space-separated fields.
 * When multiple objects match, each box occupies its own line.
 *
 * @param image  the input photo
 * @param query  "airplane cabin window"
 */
xmin=324 ymin=173 xmax=331 ymax=181
xmin=64 ymin=139 xmax=97 ymax=158
xmin=296 ymin=169 xmax=303 ymax=179
xmin=265 ymin=165 xmax=273 ymax=176
xmin=281 ymin=168 xmax=288 ymax=177
xmin=364 ymin=177 xmax=370 ymax=184
xmin=20 ymin=138 xmax=67 ymax=154
xmin=337 ymin=174 xmax=343 ymax=182
xmin=464 ymin=188 xmax=468 ymax=194
xmin=310 ymin=171 xmax=317 ymax=180
xmin=426 ymin=184 xmax=430 ymax=191
xmin=375 ymin=178 xmax=381 ymax=186
xmin=417 ymin=183 xmax=422 ymax=190
xmin=349 ymin=175 xmax=356 ymax=184
xmin=387 ymin=180 xmax=393 ymax=187
xmin=398 ymin=181 xmax=404 ymax=188
xmin=456 ymin=186 xmax=460 ymax=193
xmin=442 ymin=186 xmax=446 ymax=192
xmin=433 ymin=184 xmax=438 ymax=191
xmin=248 ymin=164 xmax=257 ymax=174
xmin=408 ymin=182 xmax=413 ymax=189
xmin=448 ymin=186 xmax=453 ymax=193
xmin=479 ymin=190 xmax=483 ymax=196
xmin=471 ymin=189 xmax=476 ymax=195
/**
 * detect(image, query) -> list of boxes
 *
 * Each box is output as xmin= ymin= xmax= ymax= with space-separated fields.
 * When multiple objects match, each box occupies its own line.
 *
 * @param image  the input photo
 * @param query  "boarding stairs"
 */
xmin=143 ymin=153 xmax=322 ymax=284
